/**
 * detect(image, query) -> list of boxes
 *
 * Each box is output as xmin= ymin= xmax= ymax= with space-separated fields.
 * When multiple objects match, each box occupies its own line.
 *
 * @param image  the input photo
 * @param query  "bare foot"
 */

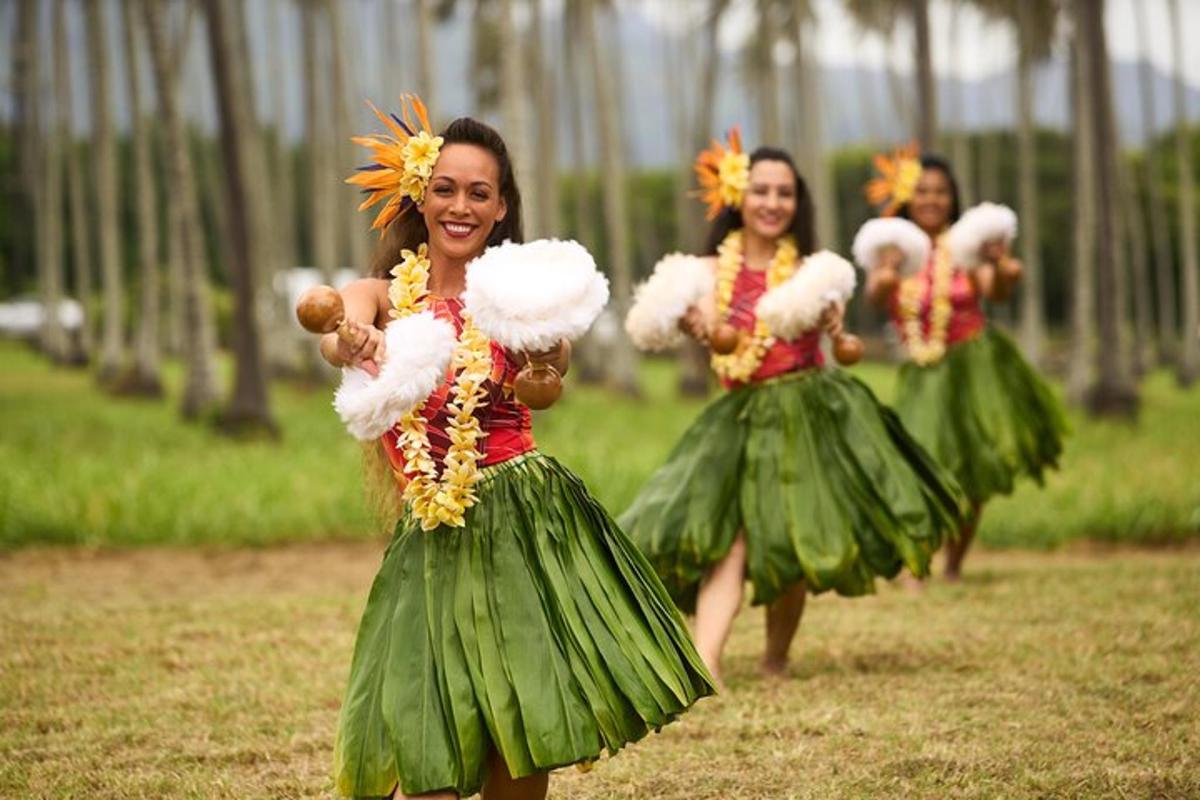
xmin=897 ymin=572 xmax=927 ymax=593
xmin=943 ymin=566 xmax=963 ymax=583
xmin=758 ymin=656 xmax=788 ymax=679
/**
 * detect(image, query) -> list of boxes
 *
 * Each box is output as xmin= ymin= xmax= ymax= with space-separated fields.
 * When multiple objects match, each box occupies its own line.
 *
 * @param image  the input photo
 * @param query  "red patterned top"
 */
xmin=380 ymin=297 xmax=535 ymax=478
xmin=721 ymin=264 xmax=824 ymax=389
xmin=886 ymin=243 xmax=986 ymax=348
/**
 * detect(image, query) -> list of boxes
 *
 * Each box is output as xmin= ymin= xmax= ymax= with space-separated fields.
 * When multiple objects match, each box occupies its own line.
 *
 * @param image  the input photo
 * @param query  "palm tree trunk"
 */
xmin=122 ymin=0 xmax=163 ymax=395
xmin=50 ymin=0 xmax=80 ymax=363
xmin=11 ymin=0 xmax=37 ymax=302
xmin=1015 ymin=1 xmax=1045 ymax=365
xmin=1133 ymin=0 xmax=1176 ymax=365
xmin=498 ymin=0 xmax=538 ymax=237
xmin=1120 ymin=151 xmax=1154 ymax=377
xmin=202 ymin=0 xmax=278 ymax=435
xmin=948 ymin=0 xmax=973 ymax=206
xmin=1066 ymin=33 xmax=1095 ymax=406
xmin=1168 ymin=0 xmax=1200 ymax=385
xmin=582 ymin=0 xmax=639 ymax=396
xmin=143 ymin=0 xmax=220 ymax=418
xmin=911 ymin=0 xmax=937 ymax=150
xmin=754 ymin=3 xmax=781 ymax=146
xmin=33 ymin=0 xmax=67 ymax=363
xmin=529 ymin=0 xmax=560 ymax=236
xmin=562 ymin=4 xmax=594 ymax=252
xmin=302 ymin=1 xmax=337 ymax=279
xmin=1077 ymin=0 xmax=1138 ymax=415
xmin=416 ymin=0 xmax=437 ymax=122
xmin=84 ymin=0 xmax=126 ymax=383
xmin=326 ymin=0 xmax=368 ymax=272
xmin=793 ymin=16 xmax=836 ymax=251
xmin=59 ymin=0 xmax=93 ymax=363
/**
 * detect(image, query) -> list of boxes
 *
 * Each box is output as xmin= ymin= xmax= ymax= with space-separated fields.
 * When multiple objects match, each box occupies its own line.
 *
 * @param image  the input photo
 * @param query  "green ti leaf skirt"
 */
xmin=894 ymin=327 xmax=1068 ymax=507
xmin=619 ymin=367 xmax=969 ymax=613
xmin=333 ymin=451 xmax=715 ymax=798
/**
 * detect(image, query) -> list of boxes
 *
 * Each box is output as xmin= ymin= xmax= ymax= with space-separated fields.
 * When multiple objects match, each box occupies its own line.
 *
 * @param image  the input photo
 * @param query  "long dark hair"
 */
xmin=369 ymin=117 xmax=524 ymax=277
xmin=702 ymin=146 xmax=817 ymax=257
xmin=897 ymin=153 xmax=962 ymax=224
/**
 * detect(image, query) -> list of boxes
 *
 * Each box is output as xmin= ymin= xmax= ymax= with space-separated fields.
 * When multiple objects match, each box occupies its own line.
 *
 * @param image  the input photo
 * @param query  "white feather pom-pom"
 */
xmin=332 ymin=311 xmax=456 ymax=441
xmin=624 ymin=253 xmax=714 ymax=351
xmin=756 ymin=250 xmax=858 ymax=340
xmin=947 ymin=202 xmax=1018 ymax=268
xmin=462 ymin=238 xmax=610 ymax=352
xmin=851 ymin=218 xmax=930 ymax=276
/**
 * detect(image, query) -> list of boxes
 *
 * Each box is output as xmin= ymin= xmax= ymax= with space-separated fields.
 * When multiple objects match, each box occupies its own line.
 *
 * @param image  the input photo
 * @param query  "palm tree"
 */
xmin=581 ymin=0 xmax=640 ymax=395
xmin=84 ymin=0 xmax=126 ymax=383
xmin=748 ymin=0 xmax=782 ymax=146
xmin=301 ymin=0 xmax=337 ymax=281
xmin=845 ymin=0 xmax=931 ymax=144
xmin=974 ymin=0 xmax=1057 ymax=364
xmin=143 ymin=0 xmax=220 ymax=418
xmin=947 ymin=0 xmax=974 ymax=206
xmin=1075 ymin=0 xmax=1138 ymax=415
xmin=498 ymin=0 xmax=538 ymax=237
xmin=11 ymin=0 xmax=37 ymax=305
xmin=416 ymin=0 xmax=438 ymax=122
xmin=1168 ymin=0 xmax=1199 ymax=385
xmin=1133 ymin=0 xmax=1176 ymax=365
xmin=202 ymin=0 xmax=278 ymax=434
xmin=1065 ymin=31 xmax=1095 ymax=405
xmin=326 ymin=0 xmax=369 ymax=272
xmin=528 ymin=0 xmax=560 ymax=237
xmin=121 ymin=0 xmax=163 ymax=395
xmin=60 ymin=0 xmax=92 ymax=363
xmin=788 ymin=3 xmax=836 ymax=251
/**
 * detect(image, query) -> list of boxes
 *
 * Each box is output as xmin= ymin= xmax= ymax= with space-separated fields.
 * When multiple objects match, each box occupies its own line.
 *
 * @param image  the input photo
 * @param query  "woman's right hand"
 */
xmin=677 ymin=305 xmax=710 ymax=343
xmin=327 ymin=319 xmax=386 ymax=375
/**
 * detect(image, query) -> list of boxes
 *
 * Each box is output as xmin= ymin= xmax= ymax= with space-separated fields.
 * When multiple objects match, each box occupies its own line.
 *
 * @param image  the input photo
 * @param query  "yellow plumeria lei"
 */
xmin=710 ymin=231 xmax=799 ymax=383
xmin=898 ymin=233 xmax=953 ymax=366
xmin=389 ymin=243 xmax=493 ymax=530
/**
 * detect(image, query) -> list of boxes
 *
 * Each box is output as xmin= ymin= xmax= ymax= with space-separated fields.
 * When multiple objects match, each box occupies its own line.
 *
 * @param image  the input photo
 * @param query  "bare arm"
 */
xmin=865 ymin=246 xmax=903 ymax=307
xmin=319 ymin=278 xmax=389 ymax=369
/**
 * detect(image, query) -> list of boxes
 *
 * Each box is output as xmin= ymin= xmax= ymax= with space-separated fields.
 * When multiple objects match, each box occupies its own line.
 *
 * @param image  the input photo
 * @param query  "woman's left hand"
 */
xmin=523 ymin=339 xmax=571 ymax=376
xmin=819 ymin=302 xmax=845 ymax=338
xmin=980 ymin=238 xmax=1009 ymax=267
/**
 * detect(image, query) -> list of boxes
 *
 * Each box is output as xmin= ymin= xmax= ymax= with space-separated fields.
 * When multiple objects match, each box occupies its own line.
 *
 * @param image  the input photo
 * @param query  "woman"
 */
xmin=859 ymin=151 xmax=1067 ymax=580
xmin=620 ymin=135 xmax=965 ymax=688
xmin=324 ymin=103 xmax=712 ymax=799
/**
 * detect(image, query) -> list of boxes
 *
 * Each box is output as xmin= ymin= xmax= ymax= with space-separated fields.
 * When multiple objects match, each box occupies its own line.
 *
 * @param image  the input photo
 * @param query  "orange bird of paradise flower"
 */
xmin=346 ymin=93 xmax=443 ymax=235
xmin=693 ymin=127 xmax=750 ymax=221
xmin=865 ymin=142 xmax=923 ymax=217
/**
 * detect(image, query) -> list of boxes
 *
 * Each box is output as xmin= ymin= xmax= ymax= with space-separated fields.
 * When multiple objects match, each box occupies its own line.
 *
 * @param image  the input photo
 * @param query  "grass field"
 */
xmin=2 ymin=543 xmax=1197 ymax=799
xmin=2 ymin=340 xmax=1199 ymax=550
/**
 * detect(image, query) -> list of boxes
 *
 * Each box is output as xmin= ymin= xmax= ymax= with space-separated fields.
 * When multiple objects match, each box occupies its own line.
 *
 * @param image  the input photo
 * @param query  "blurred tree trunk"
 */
xmin=143 ymin=0 xmax=220 ymax=418
xmin=11 ymin=0 xmax=36 ymax=302
xmin=1066 ymin=34 xmax=1094 ymax=405
xmin=1168 ymin=0 xmax=1199 ymax=385
xmin=529 ymin=0 xmax=560 ymax=237
xmin=911 ymin=0 xmax=937 ymax=149
xmin=1133 ymin=0 xmax=1176 ymax=366
xmin=582 ymin=0 xmax=640 ymax=396
xmin=753 ymin=1 xmax=781 ymax=146
xmin=60 ymin=0 xmax=93 ymax=363
xmin=792 ymin=14 xmax=836 ymax=251
xmin=562 ymin=4 xmax=594 ymax=251
xmin=1014 ymin=0 xmax=1044 ymax=365
xmin=121 ymin=0 xmax=163 ymax=395
xmin=84 ymin=0 xmax=126 ymax=383
xmin=1120 ymin=153 xmax=1153 ymax=377
xmin=498 ymin=0 xmax=538 ymax=237
xmin=327 ymin=0 xmax=368 ymax=271
xmin=25 ymin=0 xmax=67 ymax=363
xmin=416 ymin=0 xmax=437 ymax=122
xmin=302 ymin=1 xmax=337 ymax=280
xmin=202 ymin=0 xmax=278 ymax=435
xmin=886 ymin=34 xmax=914 ymax=141
xmin=1076 ymin=0 xmax=1138 ymax=416
xmin=948 ymin=0 xmax=974 ymax=206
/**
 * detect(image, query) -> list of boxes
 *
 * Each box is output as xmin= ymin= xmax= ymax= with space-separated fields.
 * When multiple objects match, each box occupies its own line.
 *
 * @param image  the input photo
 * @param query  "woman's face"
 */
xmin=741 ymin=159 xmax=797 ymax=242
xmin=908 ymin=167 xmax=954 ymax=234
xmin=420 ymin=143 xmax=507 ymax=262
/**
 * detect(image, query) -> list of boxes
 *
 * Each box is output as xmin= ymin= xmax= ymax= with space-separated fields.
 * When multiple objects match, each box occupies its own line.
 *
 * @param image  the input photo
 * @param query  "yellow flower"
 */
xmin=717 ymin=151 xmax=750 ymax=207
xmin=402 ymin=132 xmax=444 ymax=179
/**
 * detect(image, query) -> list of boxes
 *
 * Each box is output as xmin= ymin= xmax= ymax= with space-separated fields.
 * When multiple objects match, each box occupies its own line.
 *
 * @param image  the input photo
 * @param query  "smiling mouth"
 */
xmin=440 ymin=221 xmax=477 ymax=239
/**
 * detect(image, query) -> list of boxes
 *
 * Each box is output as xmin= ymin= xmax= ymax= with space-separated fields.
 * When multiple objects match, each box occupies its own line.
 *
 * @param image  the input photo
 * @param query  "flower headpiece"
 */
xmin=693 ymin=127 xmax=750 ymax=221
xmin=346 ymin=94 xmax=443 ymax=235
xmin=865 ymin=142 xmax=922 ymax=217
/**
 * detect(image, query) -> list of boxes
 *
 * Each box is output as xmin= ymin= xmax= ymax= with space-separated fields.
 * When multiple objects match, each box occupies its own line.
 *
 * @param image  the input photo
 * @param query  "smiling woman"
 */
xmin=308 ymin=105 xmax=713 ymax=800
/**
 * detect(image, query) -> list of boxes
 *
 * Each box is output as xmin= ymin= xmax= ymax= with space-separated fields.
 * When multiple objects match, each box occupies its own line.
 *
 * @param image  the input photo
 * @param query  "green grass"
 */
xmin=1 ymin=544 xmax=1197 ymax=798
xmin=2 ymin=340 xmax=1199 ymax=549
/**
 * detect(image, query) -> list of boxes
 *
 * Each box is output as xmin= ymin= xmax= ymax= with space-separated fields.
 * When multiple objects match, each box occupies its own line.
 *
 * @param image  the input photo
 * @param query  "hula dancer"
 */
xmin=620 ymin=131 xmax=966 ymax=687
xmin=854 ymin=147 xmax=1068 ymax=580
xmin=300 ymin=99 xmax=713 ymax=799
